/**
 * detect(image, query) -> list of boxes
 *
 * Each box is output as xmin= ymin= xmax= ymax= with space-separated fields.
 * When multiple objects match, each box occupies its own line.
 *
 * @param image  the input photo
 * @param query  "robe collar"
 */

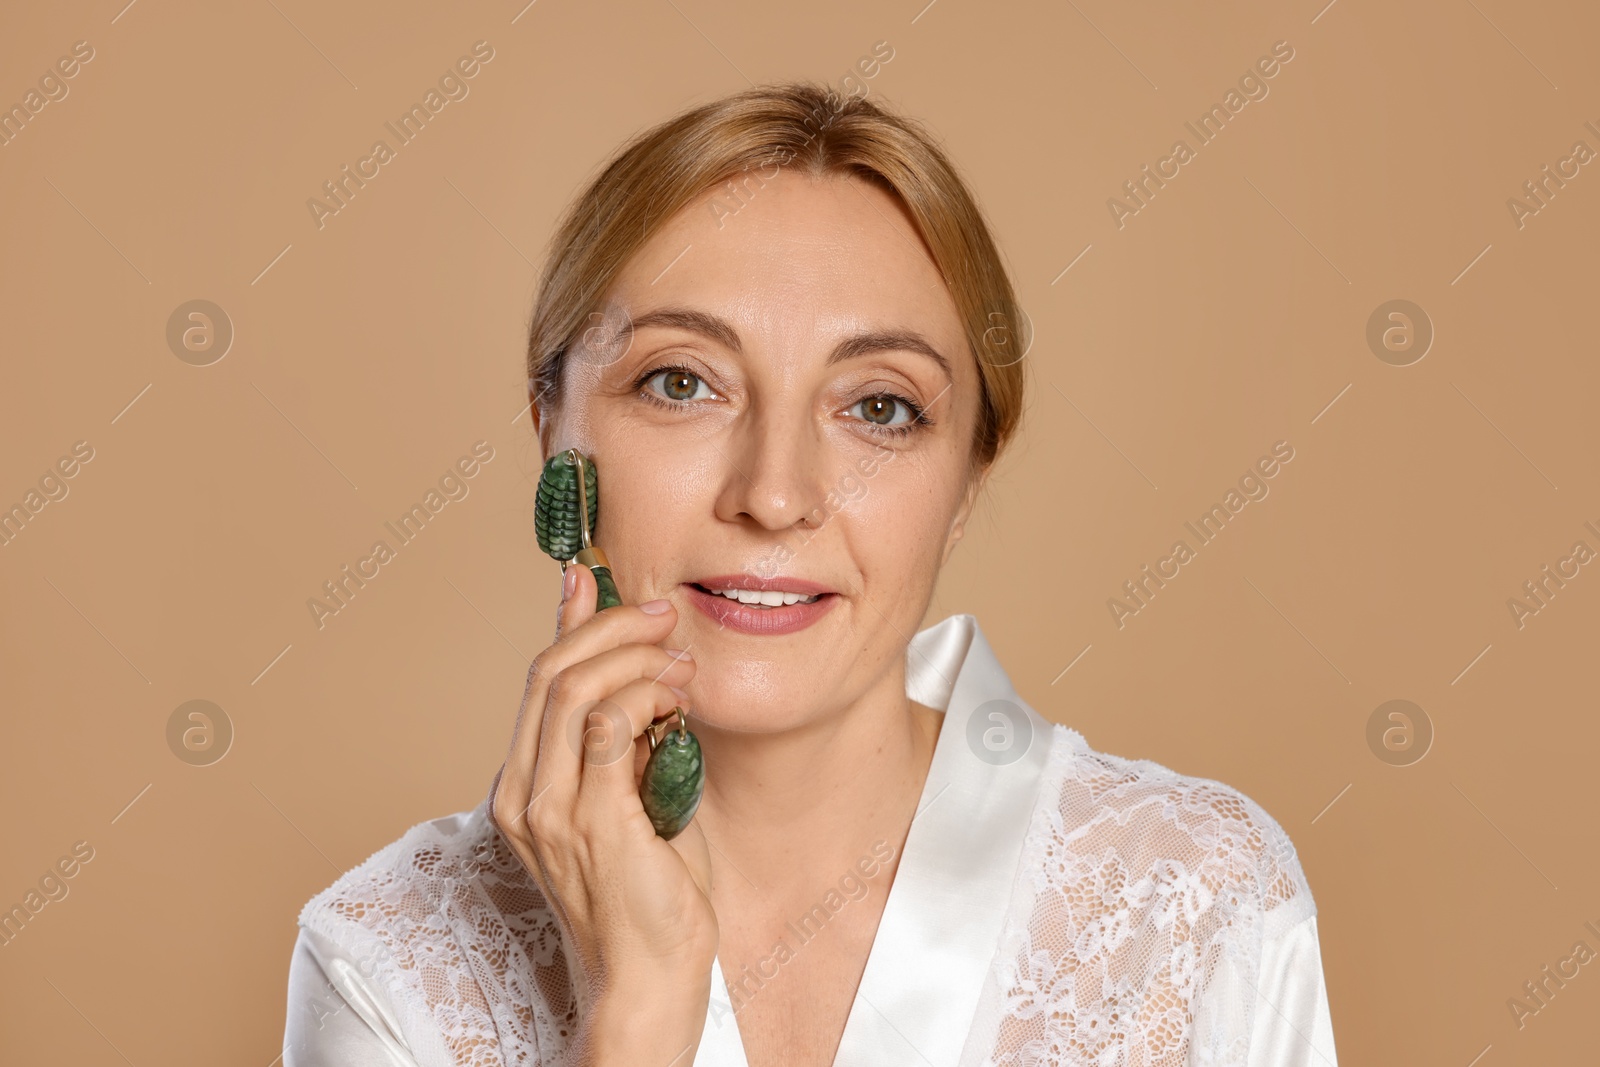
xmin=694 ymin=613 xmax=1075 ymax=1066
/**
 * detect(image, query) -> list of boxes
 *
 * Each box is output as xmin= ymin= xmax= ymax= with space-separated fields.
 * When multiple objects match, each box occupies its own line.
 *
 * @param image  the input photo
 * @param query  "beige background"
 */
xmin=2 ymin=0 xmax=1597 ymax=1063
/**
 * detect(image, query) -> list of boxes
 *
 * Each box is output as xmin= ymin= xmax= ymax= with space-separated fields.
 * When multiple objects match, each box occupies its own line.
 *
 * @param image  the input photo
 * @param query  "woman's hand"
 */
xmin=488 ymin=562 xmax=716 ymax=1063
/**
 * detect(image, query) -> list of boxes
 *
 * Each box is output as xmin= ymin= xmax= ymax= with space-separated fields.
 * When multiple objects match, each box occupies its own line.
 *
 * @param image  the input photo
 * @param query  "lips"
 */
xmin=683 ymin=574 xmax=839 ymax=636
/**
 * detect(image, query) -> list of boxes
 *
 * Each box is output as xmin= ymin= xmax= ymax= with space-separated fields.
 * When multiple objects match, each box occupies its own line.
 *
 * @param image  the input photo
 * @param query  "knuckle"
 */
xmin=530 ymin=647 xmax=561 ymax=683
xmin=490 ymin=792 xmax=521 ymax=842
xmin=545 ymin=669 xmax=575 ymax=708
xmin=567 ymin=805 xmax=601 ymax=845
xmin=547 ymin=659 xmax=600 ymax=706
xmin=526 ymin=797 xmax=561 ymax=843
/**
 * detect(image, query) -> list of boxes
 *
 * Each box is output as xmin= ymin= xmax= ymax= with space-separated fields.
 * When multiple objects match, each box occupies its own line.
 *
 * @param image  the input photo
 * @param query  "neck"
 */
xmin=690 ymin=665 xmax=945 ymax=899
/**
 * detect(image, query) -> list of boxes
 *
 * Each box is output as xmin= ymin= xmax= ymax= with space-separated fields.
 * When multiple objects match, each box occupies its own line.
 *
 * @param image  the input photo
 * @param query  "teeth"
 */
xmin=707 ymin=587 xmax=819 ymax=606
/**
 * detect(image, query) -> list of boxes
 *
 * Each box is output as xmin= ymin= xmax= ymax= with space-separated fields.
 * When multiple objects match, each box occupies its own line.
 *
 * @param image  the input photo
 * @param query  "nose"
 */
xmin=711 ymin=402 xmax=827 ymax=534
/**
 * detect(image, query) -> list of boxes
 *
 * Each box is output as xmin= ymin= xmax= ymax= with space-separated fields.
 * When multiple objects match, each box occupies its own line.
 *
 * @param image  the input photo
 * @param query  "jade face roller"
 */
xmin=534 ymin=448 xmax=705 ymax=840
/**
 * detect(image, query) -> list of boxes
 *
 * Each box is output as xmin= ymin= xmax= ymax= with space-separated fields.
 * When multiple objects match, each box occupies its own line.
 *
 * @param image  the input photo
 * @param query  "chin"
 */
xmin=680 ymin=660 xmax=818 ymax=735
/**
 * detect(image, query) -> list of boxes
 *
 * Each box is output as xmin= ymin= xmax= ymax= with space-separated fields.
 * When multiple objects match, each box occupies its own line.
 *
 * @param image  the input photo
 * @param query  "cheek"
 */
xmin=842 ymin=455 xmax=963 ymax=582
xmin=589 ymin=434 xmax=724 ymax=596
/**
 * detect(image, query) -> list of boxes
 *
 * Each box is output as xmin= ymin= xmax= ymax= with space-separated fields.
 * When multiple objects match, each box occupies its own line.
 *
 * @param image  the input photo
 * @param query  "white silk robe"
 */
xmin=283 ymin=613 xmax=1339 ymax=1066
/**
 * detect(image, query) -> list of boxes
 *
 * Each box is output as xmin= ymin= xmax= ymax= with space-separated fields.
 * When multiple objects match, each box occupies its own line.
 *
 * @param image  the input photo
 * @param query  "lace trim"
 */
xmin=298 ymin=805 xmax=569 ymax=1066
xmin=299 ymin=728 xmax=1315 ymax=1067
xmin=964 ymin=723 xmax=1316 ymax=1067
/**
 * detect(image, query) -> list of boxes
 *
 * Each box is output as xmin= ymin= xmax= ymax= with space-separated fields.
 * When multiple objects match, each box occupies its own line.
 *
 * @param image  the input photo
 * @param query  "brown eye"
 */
xmin=855 ymin=395 xmax=906 ymax=426
xmin=644 ymin=368 xmax=712 ymax=403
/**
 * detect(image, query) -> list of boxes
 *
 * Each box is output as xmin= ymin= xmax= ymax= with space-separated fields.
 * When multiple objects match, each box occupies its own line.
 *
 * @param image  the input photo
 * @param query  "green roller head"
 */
xmin=641 ymin=725 xmax=705 ymax=841
xmin=534 ymin=450 xmax=598 ymax=562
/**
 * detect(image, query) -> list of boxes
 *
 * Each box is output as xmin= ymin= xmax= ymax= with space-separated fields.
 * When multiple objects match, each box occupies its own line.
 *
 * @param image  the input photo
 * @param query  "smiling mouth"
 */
xmin=688 ymin=582 xmax=826 ymax=608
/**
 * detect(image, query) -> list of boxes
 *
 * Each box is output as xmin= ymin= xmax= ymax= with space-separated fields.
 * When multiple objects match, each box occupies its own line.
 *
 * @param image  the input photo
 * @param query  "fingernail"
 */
xmin=669 ymin=685 xmax=690 ymax=701
xmin=664 ymin=648 xmax=693 ymax=661
xmin=562 ymin=565 xmax=577 ymax=601
xmin=640 ymin=598 xmax=672 ymax=615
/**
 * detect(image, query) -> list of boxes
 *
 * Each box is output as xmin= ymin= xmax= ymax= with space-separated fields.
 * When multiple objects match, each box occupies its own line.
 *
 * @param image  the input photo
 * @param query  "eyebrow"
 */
xmin=621 ymin=306 xmax=953 ymax=382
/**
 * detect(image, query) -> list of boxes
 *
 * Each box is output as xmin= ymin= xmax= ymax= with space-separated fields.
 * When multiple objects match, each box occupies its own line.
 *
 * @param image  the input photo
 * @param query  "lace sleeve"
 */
xmin=962 ymin=725 xmax=1320 ymax=1067
xmin=1241 ymin=790 xmax=1317 ymax=938
xmin=294 ymin=806 xmax=577 ymax=1067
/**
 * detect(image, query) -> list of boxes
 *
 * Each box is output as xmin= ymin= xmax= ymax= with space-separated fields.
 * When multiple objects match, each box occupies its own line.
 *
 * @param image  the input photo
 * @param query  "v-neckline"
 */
xmin=692 ymin=614 xmax=1058 ymax=1067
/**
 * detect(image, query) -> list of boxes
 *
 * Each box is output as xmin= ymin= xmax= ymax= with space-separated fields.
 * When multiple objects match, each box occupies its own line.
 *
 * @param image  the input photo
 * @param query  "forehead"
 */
xmin=607 ymin=170 xmax=968 ymax=368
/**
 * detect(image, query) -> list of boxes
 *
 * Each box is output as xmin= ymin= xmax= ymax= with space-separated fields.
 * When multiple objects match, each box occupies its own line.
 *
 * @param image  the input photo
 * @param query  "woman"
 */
xmin=282 ymin=82 xmax=1338 ymax=1066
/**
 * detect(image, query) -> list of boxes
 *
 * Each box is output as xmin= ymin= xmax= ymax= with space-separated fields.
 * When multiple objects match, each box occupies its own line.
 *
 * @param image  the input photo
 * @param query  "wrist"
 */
xmin=577 ymin=971 xmax=710 ymax=1065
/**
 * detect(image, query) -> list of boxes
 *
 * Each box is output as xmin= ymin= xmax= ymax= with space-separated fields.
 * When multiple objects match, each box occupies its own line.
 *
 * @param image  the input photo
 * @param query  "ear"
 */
xmin=941 ymin=462 xmax=991 ymax=566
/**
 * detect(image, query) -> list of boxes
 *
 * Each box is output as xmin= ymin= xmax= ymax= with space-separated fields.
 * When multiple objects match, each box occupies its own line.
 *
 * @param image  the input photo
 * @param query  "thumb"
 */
xmin=671 ymin=819 xmax=715 ymax=900
xmin=554 ymin=561 xmax=598 ymax=639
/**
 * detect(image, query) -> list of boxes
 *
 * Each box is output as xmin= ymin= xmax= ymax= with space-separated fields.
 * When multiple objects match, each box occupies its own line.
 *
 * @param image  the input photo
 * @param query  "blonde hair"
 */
xmin=526 ymin=80 xmax=1026 ymax=471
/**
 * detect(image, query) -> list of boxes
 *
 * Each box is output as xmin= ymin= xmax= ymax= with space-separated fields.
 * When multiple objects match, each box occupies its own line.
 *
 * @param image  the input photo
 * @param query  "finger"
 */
xmin=513 ymin=594 xmax=681 ymax=785
xmin=531 ymin=643 xmax=694 ymax=811
xmin=570 ymin=676 xmax=690 ymax=801
xmin=493 ymin=562 xmax=601 ymax=839
xmin=496 ymin=566 xmax=667 ymax=834
xmin=555 ymin=560 xmax=599 ymax=640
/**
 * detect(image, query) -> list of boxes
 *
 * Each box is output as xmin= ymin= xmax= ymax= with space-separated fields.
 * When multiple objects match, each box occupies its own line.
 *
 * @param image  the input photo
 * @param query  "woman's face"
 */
xmin=538 ymin=169 xmax=986 ymax=733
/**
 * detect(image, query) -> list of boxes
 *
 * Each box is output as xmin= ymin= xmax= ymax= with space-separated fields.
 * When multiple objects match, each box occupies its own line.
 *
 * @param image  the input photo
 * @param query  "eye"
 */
xmin=643 ymin=368 xmax=715 ymax=403
xmin=849 ymin=394 xmax=915 ymax=427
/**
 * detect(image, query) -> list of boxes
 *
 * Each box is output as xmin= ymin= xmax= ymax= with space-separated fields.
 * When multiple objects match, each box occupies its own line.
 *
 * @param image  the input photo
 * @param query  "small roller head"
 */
xmin=534 ymin=449 xmax=598 ymax=562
